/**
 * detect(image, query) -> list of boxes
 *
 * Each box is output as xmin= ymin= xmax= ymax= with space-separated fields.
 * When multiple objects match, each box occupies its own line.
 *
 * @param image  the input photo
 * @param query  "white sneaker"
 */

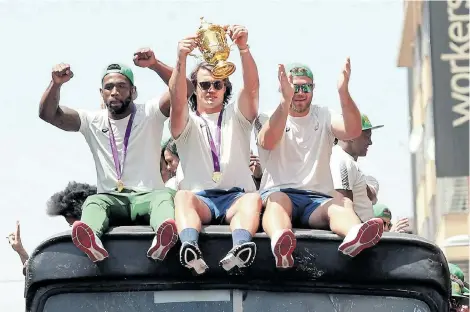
xmin=338 ymin=218 xmax=384 ymax=257
xmin=271 ymin=229 xmax=297 ymax=269
xmin=71 ymin=221 xmax=109 ymax=263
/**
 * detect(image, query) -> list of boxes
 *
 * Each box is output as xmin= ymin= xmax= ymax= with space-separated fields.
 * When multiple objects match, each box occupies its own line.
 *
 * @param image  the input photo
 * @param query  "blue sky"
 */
xmin=0 ymin=1 xmax=410 ymax=310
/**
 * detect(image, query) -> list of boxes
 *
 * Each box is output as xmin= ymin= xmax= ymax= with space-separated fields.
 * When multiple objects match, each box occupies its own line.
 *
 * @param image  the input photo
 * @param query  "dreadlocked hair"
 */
xmin=46 ymin=181 xmax=97 ymax=219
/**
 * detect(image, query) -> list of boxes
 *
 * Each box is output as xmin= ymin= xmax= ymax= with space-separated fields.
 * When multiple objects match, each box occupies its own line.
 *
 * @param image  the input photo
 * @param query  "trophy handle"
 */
xmin=188 ymin=52 xmax=203 ymax=60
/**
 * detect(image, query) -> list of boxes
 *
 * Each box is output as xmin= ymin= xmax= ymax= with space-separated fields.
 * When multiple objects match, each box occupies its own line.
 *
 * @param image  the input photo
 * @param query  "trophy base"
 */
xmin=212 ymin=61 xmax=236 ymax=79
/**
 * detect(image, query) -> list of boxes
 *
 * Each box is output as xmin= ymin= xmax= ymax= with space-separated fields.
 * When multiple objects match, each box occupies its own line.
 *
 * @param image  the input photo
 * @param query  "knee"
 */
xmin=174 ymin=190 xmax=198 ymax=210
xmin=151 ymin=189 xmax=174 ymax=202
xmin=82 ymin=194 xmax=108 ymax=210
xmin=266 ymin=192 xmax=292 ymax=214
xmin=239 ymin=192 xmax=262 ymax=214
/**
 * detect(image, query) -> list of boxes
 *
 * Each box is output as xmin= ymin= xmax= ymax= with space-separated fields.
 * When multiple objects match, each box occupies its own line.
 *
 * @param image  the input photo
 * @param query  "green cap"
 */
xmin=450 ymin=263 xmax=470 ymax=297
xmin=285 ymin=63 xmax=314 ymax=81
xmin=102 ymin=63 xmax=134 ymax=85
xmin=373 ymin=203 xmax=392 ymax=219
xmin=362 ymin=114 xmax=384 ymax=131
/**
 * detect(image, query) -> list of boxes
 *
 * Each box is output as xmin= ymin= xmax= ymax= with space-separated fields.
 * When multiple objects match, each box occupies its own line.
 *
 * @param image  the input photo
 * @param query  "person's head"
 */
xmin=373 ymin=203 xmax=392 ymax=232
xmin=100 ymin=63 xmax=137 ymax=115
xmin=161 ymin=138 xmax=180 ymax=175
xmin=339 ymin=114 xmax=383 ymax=159
xmin=449 ymin=263 xmax=470 ymax=311
xmin=46 ymin=182 xmax=97 ymax=225
xmin=189 ymin=62 xmax=233 ymax=113
xmin=285 ymin=63 xmax=315 ymax=115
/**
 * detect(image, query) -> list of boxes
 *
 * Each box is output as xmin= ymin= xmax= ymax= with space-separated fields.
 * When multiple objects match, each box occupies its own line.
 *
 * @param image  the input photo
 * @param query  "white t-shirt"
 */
xmin=255 ymin=105 xmax=336 ymax=195
xmin=330 ymin=145 xmax=374 ymax=222
xmin=78 ymin=99 xmax=167 ymax=193
xmin=173 ymin=101 xmax=255 ymax=192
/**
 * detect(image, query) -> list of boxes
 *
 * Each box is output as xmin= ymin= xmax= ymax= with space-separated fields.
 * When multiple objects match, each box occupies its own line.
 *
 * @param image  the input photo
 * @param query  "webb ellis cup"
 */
xmin=193 ymin=17 xmax=236 ymax=79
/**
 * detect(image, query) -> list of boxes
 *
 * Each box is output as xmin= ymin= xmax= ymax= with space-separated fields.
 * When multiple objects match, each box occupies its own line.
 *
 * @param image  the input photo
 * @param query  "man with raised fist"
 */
xmin=38 ymin=48 xmax=192 ymax=263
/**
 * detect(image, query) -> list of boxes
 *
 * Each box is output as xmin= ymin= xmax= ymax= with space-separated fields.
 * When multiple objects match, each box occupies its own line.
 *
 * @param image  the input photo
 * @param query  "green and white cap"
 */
xmin=102 ymin=63 xmax=134 ymax=85
xmin=362 ymin=114 xmax=384 ymax=131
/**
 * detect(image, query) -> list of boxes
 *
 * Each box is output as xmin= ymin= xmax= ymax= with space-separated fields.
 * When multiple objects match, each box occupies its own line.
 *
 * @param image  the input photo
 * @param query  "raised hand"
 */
xmin=133 ymin=48 xmax=158 ymax=68
xmin=278 ymin=64 xmax=295 ymax=101
xmin=7 ymin=221 xmax=23 ymax=252
xmin=337 ymin=57 xmax=351 ymax=93
xmin=390 ymin=218 xmax=410 ymax=233
xmin=177 ymin=35 xmax=198 ymax=59
xmin=226 ymin=25 xmax=248 ymax=49
xmin=52 ymin=63 xmax=73 ymax=85
xmin=249 ymin=154 xmax=262 ymax=179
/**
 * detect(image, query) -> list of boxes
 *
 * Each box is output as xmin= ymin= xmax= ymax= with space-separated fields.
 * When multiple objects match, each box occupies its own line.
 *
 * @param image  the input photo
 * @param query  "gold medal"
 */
xmin=117 ymin=180 xmax=124 ymax=192
xmin=212 ymin=172 xmax=222 ymax=183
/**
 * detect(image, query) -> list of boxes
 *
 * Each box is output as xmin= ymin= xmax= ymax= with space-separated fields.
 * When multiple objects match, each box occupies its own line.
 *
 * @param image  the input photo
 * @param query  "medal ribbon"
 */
xmin=108 ymin=104 xmax=136 ymax=184
xmin=196 ymin=108 xmax=224 ymax=173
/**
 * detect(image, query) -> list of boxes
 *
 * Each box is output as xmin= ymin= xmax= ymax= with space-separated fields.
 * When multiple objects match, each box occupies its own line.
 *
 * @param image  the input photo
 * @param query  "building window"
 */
xmin=413 ymin=26 xmax=423 ymax=92
xmin=421 ymin=1 xmax=430 ymax=58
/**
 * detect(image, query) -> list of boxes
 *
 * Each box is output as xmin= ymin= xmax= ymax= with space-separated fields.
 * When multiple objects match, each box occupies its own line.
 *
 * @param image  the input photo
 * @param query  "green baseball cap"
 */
xmin=285 ymin=63 xmax=314 ymax=81
xmin=102 ymin=63 xmax=134 ymax=85
xmin=450 ymin=263 xmax=470 ymax=298
xmin=373 ymin=203 xmax=392 ymax=219
xmin=362 ymin=114 xmax=384 ymax=131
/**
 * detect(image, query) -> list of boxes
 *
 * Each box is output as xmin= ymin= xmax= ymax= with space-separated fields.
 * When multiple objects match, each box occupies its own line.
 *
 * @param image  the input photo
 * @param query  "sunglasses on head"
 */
xmin=198 ymin=80 xmax=224 ymax=91
xmin=294 ymin=83 xmax=314 ymax=93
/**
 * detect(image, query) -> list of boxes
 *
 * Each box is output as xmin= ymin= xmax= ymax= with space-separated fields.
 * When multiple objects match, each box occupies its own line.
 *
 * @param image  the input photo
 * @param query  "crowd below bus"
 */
xmin=6 ymin=23 xmax=468 ymax=311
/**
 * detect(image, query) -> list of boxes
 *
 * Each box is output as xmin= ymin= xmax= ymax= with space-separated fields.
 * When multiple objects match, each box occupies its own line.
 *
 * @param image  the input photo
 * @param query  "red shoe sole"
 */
xmin=273 ymin=230 xmax=297 ymax=269
xmin=71 ymin=221 xmax=109 ymax=262
xmin=338 ymin=218 xmax=384 ymax=257
xmin=147 ymin=219 xmax=178 ymax=261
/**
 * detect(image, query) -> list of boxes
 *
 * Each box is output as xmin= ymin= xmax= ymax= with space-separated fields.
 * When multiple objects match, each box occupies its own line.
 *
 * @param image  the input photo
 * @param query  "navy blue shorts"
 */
xmin=260 ymin=188 xmax=332 ymax=227
xmin=195 ymin=187 xmax=245 ymax=223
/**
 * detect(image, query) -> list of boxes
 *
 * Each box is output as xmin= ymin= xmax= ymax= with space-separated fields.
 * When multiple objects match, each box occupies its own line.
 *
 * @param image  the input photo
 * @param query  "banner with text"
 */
xmin=429 ymin=0 xmax=469 ymax=177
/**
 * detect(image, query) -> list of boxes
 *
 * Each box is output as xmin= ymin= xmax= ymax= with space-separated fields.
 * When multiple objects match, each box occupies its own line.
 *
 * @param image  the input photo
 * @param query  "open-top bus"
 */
xmin=25 ymin=225 xmax=451 ymax=312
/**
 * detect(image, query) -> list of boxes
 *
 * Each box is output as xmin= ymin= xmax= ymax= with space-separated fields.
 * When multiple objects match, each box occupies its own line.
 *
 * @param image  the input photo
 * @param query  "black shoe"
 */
xmin=179 ymin=242 xmax=209 ymax=275
xmin=219 ymin=242 xmax=257 ymax=273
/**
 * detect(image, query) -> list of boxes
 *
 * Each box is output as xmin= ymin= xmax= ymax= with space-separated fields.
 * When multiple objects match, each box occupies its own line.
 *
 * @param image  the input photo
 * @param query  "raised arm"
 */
xmin=227 ymin=25 xmax=259 ymax=122
xmin=39 ymin=63 xmax=81 ymax=132
xmin=331 ymin=58 xmax=362 ymax=140
xmin=169 ymin=36 xmax=198 ymax=139
xmin=257 ymin=64 xmax=294 ymax=150
xmin=7 ymin=222 xmax=29 ymax=269
xmin=133 ymin=48 xmax=194 ymax=117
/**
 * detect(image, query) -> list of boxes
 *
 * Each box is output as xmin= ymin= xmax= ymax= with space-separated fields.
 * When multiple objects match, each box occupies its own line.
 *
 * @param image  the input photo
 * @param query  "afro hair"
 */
xmin=46 ymin=181 xmax=97 ymax=220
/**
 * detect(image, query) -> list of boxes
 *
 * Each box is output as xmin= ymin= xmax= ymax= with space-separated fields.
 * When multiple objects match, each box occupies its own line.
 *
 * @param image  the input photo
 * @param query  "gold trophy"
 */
xmin=192 ymin=17 xmax=236 ymax=79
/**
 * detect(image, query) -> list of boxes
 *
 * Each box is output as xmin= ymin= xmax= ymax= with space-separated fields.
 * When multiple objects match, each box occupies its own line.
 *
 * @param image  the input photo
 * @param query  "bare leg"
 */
xmin=226 ymin=192 xmax=262 ymax=235
xmin=308 ymin=197 xmax=384 ymax=257
xmin=261 ymin=192 xmax=297 ymax=269
xmin=175 ymin=190 xmax=212 ymax=233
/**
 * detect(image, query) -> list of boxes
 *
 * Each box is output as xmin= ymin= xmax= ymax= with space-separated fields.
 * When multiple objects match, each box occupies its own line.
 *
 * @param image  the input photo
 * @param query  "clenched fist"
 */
xmin=52 ymin=63 xmax=73 ymax=85
xmin=133 ymin=48 xmax=158 ymax=68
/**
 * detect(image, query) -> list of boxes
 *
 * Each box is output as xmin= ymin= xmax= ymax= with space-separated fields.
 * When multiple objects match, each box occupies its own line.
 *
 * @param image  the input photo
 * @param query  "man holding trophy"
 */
xmin=169 ymin=20 xmax=262 ymax=275
xmin=255 ymin=62 xmax=384 ymax=269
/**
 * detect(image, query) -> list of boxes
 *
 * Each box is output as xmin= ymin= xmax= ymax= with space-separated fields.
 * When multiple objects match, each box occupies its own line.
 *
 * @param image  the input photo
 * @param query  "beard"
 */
xmin=106 ymin=94 xmax=132 ymax=115
xmin=290 ymin=100 xmax=311 ymax=114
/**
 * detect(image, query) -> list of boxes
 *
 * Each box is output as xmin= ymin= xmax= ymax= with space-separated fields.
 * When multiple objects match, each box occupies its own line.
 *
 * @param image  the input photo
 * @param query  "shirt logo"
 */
xmin=102 ymin=128 xmax=109 ymax=133
xmin=285 ymin=127 xmax=291 ymax=132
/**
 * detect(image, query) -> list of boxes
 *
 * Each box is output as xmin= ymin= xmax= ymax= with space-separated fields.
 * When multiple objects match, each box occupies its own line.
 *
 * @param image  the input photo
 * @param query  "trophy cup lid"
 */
xmin=198 ymin=17 xmax=212 ymax=31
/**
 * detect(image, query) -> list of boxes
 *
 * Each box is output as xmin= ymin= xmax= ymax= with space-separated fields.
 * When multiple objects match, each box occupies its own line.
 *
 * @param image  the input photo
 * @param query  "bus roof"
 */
xmin=25 ymin=226 xmax=451 ymax=311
